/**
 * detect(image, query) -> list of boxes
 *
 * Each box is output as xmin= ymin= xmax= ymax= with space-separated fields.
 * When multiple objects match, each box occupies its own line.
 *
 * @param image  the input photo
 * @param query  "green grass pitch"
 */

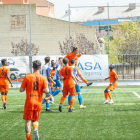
xmin=0 ymin=86 xmax=140 ymax=140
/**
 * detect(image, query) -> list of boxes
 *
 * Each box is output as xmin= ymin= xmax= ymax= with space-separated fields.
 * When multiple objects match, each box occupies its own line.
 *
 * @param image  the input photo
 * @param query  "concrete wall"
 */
xmin=0 ymin=4 xmax=98 ymax=57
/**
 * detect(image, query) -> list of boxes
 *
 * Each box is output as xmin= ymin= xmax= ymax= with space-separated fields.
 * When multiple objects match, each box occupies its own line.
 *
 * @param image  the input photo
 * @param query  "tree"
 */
xmin=11 ymin=39 xmax=39 ymax=72
xmin=59 ymin=33 xmax=97 ymax=55
xmin=104 ymin=21 xmax=140 ymax=63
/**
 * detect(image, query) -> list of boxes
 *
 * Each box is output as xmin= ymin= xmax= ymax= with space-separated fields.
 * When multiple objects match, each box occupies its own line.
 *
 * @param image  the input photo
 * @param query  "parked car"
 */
xmin=10 ymin=68 xmax=26 ymax=80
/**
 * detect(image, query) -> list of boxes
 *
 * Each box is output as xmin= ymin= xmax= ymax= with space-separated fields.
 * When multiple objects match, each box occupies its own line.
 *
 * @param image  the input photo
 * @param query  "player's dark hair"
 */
xmin=59 ymin=57 xmax=63 ymax=60
xmin=73 ymin=46 xmax=79 ymax=52
xmin=33 ymin=60 xmax=41 ymax=70
xmin=44 ymin=57 xmax=50 ymax=63
xmin=1 ymin=59 xmax=7 ymax=66
xmin=71 ymin=59 xmax=75 ymax=65
xmin=63 ymin=58 xmax=68 ymax=65
xmin=51 ymin=60 xmax=55 ymax=67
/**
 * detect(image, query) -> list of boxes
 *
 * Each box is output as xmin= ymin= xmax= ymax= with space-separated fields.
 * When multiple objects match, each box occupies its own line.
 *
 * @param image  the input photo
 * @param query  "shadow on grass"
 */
xmin=8 ymin=111 xmax=24 ymax=113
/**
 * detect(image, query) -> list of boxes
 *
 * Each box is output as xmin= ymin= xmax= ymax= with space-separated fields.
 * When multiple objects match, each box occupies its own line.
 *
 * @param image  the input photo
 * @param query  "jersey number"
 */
xmin=34 ymin=81 xmax=39 ymax=91
xmin=65 ymin=69 xmax=68 ymax=75
xmin=1 ymin=70 xmax=4 ymax=75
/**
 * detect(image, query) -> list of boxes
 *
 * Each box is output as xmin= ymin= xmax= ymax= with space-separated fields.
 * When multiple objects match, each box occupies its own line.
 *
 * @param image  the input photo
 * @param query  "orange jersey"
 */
xmin=0 ymin=66 xmax=10 ymax=85
xmin=60 ymin=66 xmax=74 ymax=88
xmin=50 ymin=69 xmax=55 ymax=78
xmin=21 ymin=73 xmax=48 ymax=110
xmin=109 ymin=70 xmax=118 ymax=87
xmin=65 ymin=51 xmax=82 ymax=66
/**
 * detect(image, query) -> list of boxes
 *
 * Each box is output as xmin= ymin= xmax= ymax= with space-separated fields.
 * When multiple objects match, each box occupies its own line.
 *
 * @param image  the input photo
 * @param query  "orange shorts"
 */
xmin=107 ymin=85 xmax=117 ymax=92
xmin=23 ymin=110 xmax=41 ymax=121
xmin=50 ymin=82 xmax=53 ymax=89
xmin=0 ymin=85 xmax=9 ymax=93
xmin=63 ymin=86 xmax=76 ymax=97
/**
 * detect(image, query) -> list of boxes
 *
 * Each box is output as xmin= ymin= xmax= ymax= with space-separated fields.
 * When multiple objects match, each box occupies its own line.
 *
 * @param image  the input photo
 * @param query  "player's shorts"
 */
xmin=53 ymin=80 xmax=62 ymax=88
xmin=50 ymin=81 xmax=53 ymax=89
xmin=107 ymin=84 xmax=117 ymax=92
xmin=23 ymin=110 xmax=41 ymax=121
xmin=63 ymin=86 xmax=76 ymax=96
xmin=75 ymin=85 xmax=81 ymax=93
xmin=0 ymin=85 xmax=9 ymax=93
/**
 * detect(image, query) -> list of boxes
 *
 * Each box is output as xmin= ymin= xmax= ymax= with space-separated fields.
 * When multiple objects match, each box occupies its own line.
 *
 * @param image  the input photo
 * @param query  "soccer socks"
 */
xmin=5 ymin=95 xmax=7 ymax=102
xmin=46 ymin=103 xmax=50 ymax=109
xmin=83 ymin=79 xmax=88 ymax=84
xmin=108 ymin=92 xmax=112 ymax=100
xmin=33 ymin=124 xmax=38 ymax=130
xmin=60 ymin=96 xmax=66 ymax=104
xmin=52 ymin=89 xmax=61 ymax=96
xmin=26 ymin=134 xmax=31 ymax=140
xmin=105 ymin=93 xmax=108 ymax=100
xmin=78 ymin=94 xmax=82 ymax=105
xmin=68 ymin=95 xmax=71 ymax=106
xmin=1 ymin=95 xmax=5 ymax=102
xmin=70 ymin=98 xmax=75 ymax=109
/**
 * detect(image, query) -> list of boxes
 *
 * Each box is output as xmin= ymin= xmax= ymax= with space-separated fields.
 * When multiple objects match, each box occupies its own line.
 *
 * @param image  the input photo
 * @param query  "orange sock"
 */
xmin=105 ymin=93 xmax=108 ymax=100
xmin=60 ymin=96 xmax=66 ymax=104
xmin=83 ymin=79 xmax=88 ymax=84
xmin=33 ymin=124 xmax=38 ymax=130
xmin=70 ymin=98 xmax=75 ymax=109
xmin=1 ymin=95 xmax=5 ymax=102
xmin=108 ymin=92 xmax=112 ymax=100
xmin=5 ymin=95 xmax=7 ymax=102
xmin=26 ymin=134 xmax=31 ymax=140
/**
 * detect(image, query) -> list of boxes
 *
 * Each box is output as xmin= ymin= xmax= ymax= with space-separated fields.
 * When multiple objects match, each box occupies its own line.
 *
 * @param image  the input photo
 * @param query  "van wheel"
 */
xmin=10 ymin=74 xmax=16 ymax=80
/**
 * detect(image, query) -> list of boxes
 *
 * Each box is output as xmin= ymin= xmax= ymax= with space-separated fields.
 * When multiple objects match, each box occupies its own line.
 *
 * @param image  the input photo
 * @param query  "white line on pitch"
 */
xmin=133 ymin=92 xmax=140 ymax=98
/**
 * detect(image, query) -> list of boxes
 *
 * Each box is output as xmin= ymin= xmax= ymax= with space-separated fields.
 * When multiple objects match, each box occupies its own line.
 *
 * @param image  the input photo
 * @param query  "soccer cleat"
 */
xmin=109 ymin=100 xmax=114 ymax=104
xmin=34 ymin=128 xmax=39 ymax=140
xmin=68 ymin=106 xmax=75 ymax=109
xmin=4 ymin=102 xmax=6 ymax=109
xmin=103 ymin=100 xmax=109 ymax=104
xmin=80 ymin=86 xmax=83 ymax=89
xmin=59 ymin=104 xmax=62 ymax=112
xmin=87 ymin=82 xmax=92 ymax=86
xmin=68 ymin=108 xmax=75 ymax=112
xmin=79 ymin=105 xmax=86 ymax=109
xmin=46 ymin=108 xmax=53 ymax=112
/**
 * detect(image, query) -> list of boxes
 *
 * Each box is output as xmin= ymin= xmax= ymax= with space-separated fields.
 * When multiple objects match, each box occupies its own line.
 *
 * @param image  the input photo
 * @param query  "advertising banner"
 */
xmin=32 ymin=55 xmax=108 ymax=80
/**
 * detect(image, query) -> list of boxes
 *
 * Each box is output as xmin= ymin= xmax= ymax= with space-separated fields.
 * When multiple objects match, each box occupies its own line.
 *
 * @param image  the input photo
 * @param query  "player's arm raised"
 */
xmin=7 ymin=73 xmax=13 ymax=87
xmin=53 ymin=56 xmax=58 ymax=68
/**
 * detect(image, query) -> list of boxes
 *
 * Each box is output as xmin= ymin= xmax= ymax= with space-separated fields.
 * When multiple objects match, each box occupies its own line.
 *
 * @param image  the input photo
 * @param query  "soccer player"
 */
xmin=68 ymin=59 xmax=86 ymax=109
xmin=59 ymin=58 xmax=78 ymax=112
xmin=20 ymin=60 xmax=49 ymax=140
xmin=50 ymin=60 xmax=55 ymax=90
xmin=0 ymin=59 xmax=13 ymax=109
xmin=65 ymin=46 xmax=92 ymax=86
xmin=51 ymin=57 xmax=63 ymax=97
xmin=41 ymin=57 xmax=56 ymax=112
xmin=104 ymin=64 xmax=118 ymax=104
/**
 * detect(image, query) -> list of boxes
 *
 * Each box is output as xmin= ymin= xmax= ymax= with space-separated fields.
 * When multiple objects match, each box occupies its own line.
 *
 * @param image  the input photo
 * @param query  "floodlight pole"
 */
xmin=107 ymin=3 xmax=110 ymax=64
xmin=68 ymin=4 xmax=71 ymax=53
xmin=29 ymin=5 xmax=32 ymax=73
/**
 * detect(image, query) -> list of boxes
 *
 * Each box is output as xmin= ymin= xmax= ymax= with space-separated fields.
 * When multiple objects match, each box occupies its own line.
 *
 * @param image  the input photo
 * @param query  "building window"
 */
xmin=23 ymin=0 xmax=28 ymax=3
xmin=11 ymin=15 xmax=26 ymax=31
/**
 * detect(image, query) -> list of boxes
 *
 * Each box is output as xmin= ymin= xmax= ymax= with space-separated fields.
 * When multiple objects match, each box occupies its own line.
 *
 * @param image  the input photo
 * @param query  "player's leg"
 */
xmin=108 ymin=85 xmax=116 ymax=104
xmin=32 ymin=110 xmax=41 ymax=140
xmin=59 ymin=87 xmax=67 ymax=112
xmin=1 ymin=85 xmax=6 ymax=109
xmin=68 ymin=87 xmax=76 ymax=112
xmin=77 ymin=71 xmax=92 ymax=86
xmin=76 ymin=85 xmax=86 ymax=109
xmin=103 ymin=88 xmax=109 ymax=104
xmin=25 ymin=120 xmax=31 ymax=140
xmin=4 ymin=85 xmax=9 ymax=109
xmin=45 ymin=94 xmax=53 ymax=112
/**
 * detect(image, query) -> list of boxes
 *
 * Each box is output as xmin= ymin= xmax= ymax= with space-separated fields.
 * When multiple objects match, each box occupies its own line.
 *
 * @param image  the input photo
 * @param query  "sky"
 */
xmin=49 ymin=0 xmax=140 ymax=18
